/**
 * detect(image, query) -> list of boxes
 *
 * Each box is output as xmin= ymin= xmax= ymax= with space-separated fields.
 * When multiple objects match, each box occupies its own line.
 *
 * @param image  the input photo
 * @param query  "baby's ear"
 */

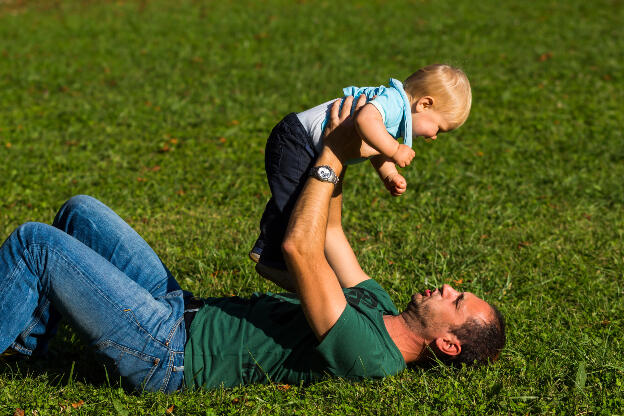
xmin=414 ymin=96 xmax=435 ymax=112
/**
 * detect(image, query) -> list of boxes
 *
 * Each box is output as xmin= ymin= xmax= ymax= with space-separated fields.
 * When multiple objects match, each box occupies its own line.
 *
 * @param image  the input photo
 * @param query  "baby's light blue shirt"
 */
xmin=342 ymin=78 xmax=413 ymax=148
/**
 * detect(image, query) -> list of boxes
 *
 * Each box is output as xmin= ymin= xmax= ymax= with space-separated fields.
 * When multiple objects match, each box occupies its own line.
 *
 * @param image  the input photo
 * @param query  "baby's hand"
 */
xmin=391 ymin=144 xmax=415 ymax=168
xmin=384 ymin=173 xmax=407 ymax=196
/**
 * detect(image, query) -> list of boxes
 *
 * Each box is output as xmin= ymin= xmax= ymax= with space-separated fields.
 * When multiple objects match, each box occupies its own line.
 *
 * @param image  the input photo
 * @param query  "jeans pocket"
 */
xmin=96 ymin=339 xmax=161 ymax=391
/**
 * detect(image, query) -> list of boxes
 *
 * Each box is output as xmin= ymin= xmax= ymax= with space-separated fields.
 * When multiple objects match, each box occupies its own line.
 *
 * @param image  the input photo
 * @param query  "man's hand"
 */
xmin=391 ymin=143 xmax=415 ymax=168
xmin=323 ymin=95 xmax=379 ymax=163
xmin=384 ymin=172 xmax=407 ymax=196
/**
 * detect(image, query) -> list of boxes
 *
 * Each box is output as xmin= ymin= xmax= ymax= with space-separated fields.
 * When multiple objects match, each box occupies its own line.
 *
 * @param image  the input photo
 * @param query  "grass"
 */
xmin=1 ymin=0 xmax=623 ymax=414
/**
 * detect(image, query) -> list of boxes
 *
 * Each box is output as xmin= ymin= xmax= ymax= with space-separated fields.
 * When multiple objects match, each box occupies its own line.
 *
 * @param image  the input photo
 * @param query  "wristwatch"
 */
xmin=309 ymin=165 xmax=339 ymax=185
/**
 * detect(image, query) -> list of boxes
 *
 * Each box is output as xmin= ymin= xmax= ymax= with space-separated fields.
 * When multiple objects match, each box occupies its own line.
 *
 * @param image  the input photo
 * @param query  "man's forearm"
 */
xmin=283 ymin=147 xmax=343 ymax=268
xmin=280 ymin=94 xmax=367 ymax=340
xmin=281 ymin=147 xmax=348 ymax=339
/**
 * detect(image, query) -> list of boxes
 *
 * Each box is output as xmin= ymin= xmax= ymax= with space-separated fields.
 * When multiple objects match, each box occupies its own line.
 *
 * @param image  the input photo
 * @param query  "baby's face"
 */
xmin=411 ymin=109 xmax=450 ymax=141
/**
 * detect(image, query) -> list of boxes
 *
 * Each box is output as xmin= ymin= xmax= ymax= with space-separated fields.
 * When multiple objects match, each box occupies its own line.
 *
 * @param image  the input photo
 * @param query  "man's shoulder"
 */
xmin=343 ymin=279 xmax=399 ymax=315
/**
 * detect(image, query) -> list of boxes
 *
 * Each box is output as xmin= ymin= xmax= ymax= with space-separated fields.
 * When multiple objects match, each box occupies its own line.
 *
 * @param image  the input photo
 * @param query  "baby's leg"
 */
xmin=255 ymin=113 xmax=317 ymax=271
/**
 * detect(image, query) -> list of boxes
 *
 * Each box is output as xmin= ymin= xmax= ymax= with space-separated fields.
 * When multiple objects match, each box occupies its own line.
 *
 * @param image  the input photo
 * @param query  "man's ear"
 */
xmin=413 ymin=96 xmax=435 ymax=113
xmin=434 ymin=334 xmax=461 ymax=357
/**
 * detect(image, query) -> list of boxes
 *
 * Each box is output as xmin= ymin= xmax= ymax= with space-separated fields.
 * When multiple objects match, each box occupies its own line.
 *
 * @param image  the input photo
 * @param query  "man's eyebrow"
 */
xmin=455 ymin=293 xmax=465 ymax=309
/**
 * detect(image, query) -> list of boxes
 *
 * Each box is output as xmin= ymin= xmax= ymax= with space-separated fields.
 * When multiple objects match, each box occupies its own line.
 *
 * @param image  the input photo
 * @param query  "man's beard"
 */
xmin=405 ymin=299 xmax=430 ymax=330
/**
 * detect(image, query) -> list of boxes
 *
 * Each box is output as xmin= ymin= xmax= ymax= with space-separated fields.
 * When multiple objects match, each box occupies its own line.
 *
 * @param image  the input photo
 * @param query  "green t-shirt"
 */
xmin=183 ymin=279 xmax=406 ymax=389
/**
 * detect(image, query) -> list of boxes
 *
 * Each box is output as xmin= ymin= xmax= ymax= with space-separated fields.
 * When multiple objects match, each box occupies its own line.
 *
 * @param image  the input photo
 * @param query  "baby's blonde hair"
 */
xmin=403 ymin=64 xmax=472 ymax=130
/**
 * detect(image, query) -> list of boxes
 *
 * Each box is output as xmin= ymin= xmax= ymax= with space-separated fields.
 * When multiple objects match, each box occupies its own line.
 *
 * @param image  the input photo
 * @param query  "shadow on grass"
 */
xmin=0 ymin=323 xmax=134 ymax=392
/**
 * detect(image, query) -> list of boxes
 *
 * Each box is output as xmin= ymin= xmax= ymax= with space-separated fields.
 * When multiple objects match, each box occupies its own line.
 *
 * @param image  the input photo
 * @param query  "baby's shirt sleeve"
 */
xmin=369 ymin=88 xmax=405 ymax=139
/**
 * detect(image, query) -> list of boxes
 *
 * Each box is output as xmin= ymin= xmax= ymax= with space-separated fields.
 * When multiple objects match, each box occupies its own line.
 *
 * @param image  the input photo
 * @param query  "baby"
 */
xmin=250 ymin=64 xmax=472 ymax=275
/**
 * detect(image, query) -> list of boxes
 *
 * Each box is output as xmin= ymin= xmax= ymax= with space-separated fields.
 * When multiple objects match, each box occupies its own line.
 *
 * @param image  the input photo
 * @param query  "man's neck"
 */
xmin=383 ymin=315 xmax=427 ymax=363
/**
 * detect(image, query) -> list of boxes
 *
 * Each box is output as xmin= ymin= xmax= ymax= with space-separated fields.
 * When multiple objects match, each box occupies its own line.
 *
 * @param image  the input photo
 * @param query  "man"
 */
xmin=185 ymin=94 xmax=505 ymax=388
xmin=0 ymin=96 xmax=504 ymax=393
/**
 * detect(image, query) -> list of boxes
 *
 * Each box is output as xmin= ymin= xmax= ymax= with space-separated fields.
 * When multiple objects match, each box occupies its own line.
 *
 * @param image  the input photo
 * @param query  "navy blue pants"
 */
xmin=254 ymin=113 xmax=318 ymax=270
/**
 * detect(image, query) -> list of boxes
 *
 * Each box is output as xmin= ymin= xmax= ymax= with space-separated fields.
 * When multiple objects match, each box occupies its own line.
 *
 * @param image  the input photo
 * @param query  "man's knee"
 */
xmin=13 ymin=222 xmax=53 ymax=246
xmin=53 ymin=195 xmax=100 ymax=228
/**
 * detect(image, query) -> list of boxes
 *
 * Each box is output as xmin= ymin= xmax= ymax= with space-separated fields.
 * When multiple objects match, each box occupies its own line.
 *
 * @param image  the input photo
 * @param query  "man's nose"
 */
xmin=442 ymin=284 xmax=458 ymax=299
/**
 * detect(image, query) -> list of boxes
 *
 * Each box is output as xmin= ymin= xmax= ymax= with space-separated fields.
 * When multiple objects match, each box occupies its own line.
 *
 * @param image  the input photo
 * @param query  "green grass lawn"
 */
xmin=1 ymin=0 xmax=623 ymax=414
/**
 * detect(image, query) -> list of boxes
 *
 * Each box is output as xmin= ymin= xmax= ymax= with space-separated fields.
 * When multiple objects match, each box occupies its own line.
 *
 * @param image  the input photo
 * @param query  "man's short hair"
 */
xmin=442 ymin=304 xmax=506 ymax=367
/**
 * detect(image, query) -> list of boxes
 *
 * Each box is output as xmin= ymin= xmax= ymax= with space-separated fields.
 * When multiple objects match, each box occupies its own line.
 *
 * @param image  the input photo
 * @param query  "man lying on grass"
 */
xmin=0 ymin=95 xmax=505 ymax=392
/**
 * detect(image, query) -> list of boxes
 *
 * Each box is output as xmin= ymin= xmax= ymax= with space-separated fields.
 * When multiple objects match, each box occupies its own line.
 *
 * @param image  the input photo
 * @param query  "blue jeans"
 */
xmin=0 ymin=195 xmax=186 ymax=393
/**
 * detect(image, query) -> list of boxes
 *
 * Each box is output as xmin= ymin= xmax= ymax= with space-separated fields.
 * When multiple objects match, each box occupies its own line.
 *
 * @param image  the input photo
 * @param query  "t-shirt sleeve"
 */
xmin=369 ymin=88 xmax=404 ymax=136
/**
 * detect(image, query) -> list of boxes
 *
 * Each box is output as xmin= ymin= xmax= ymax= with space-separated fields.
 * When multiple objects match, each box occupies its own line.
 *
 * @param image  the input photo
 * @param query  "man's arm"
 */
xmin=324 ymin=175 xmax=371 ymax=288
xmin=282 ymin=95 xmax=372 ymax=340
xmin=282 ymin=147 xmax=348 ymax=340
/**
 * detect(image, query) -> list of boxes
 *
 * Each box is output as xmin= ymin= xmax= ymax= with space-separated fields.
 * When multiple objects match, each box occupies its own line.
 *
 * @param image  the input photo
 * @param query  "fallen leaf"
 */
xmin=218 ymin=137 xmax=227 ymax=143
xmin=166 ymin=405 xmax=174 ymax=414
xmin=600 ymin=320 xmax=610 ymax=326
xmin=453 ymin=279 xmax=464 ymax=285
xmin=169 ymin=138 xmax=179 ymax=145
xmin=277 ymin=384 xmax=291 ymax=391
xmin=481 ymin=234 xmax=489 ymax=239
xmin=160 ymin=144 xmax=171 ymax=152
xmin=228 ymin=120 xmax=240 ymax=126
xmin=602 ymin=74 xmax=612 ymax=81
xmin=538 ymin=52 xmax=553 ymax=62
xmin=137 ymin=177 xmax=146 ymax=182
xmin=176 ymin=189 xmax=186 ymax=195
xmin=5 ymin=142 xmax=11 ymax=148
xmin=13 ymin=409 xmax=25 ymax=416
xmin=582 ymin=213 xmax=592 ymax=220
xmin=475 ymin=151 xmax=484 ymax=157
xmin=151 ymin=165 xmax=161 ymax=172
xmin=517 ymin=241 xmax=531 ymax=249
xmin=71 ymin=400 xmax=85 ymax=409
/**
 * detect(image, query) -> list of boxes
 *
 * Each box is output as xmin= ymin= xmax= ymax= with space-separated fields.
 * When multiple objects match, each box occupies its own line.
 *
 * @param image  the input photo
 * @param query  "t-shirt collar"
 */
xmin=389 ymin=78 xmax=412 ymax=148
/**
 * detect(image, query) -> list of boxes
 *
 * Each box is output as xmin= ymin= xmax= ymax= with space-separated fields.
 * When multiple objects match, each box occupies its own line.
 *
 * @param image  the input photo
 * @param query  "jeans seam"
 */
xmin=164 ymin=314 xmax=185 ymax=345
xmin=0 ymin=249 xmax=26 ymax=299
xmin=19 ymin=298 xmax=52 ymax=344
xmin=95 ymin=339 xmax=158 ymax=362
xmin=161 ymin=350 xmax=185 ymax=393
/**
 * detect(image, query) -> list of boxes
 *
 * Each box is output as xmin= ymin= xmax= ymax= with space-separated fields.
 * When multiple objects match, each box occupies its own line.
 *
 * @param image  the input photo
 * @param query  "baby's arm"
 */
xmin=355 ymin=103 xmax=415 ymax=167
xmin=370 ymin=155 xmax=407 ymax=196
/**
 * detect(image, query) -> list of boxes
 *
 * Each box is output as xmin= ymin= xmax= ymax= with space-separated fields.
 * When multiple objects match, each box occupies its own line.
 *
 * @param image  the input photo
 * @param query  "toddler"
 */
xmin=250 ymin=64 xmax=472 ymax=274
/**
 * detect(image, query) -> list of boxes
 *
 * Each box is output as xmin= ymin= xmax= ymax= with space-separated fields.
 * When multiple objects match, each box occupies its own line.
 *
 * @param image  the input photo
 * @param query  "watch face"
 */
xmin=318 ymin=167 xmax=330 ymax=180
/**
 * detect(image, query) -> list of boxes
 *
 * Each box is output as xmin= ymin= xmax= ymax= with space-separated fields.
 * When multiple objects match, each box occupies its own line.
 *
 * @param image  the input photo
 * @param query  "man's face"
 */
xmin=408 ymin=284 xmax=493 ymax=341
